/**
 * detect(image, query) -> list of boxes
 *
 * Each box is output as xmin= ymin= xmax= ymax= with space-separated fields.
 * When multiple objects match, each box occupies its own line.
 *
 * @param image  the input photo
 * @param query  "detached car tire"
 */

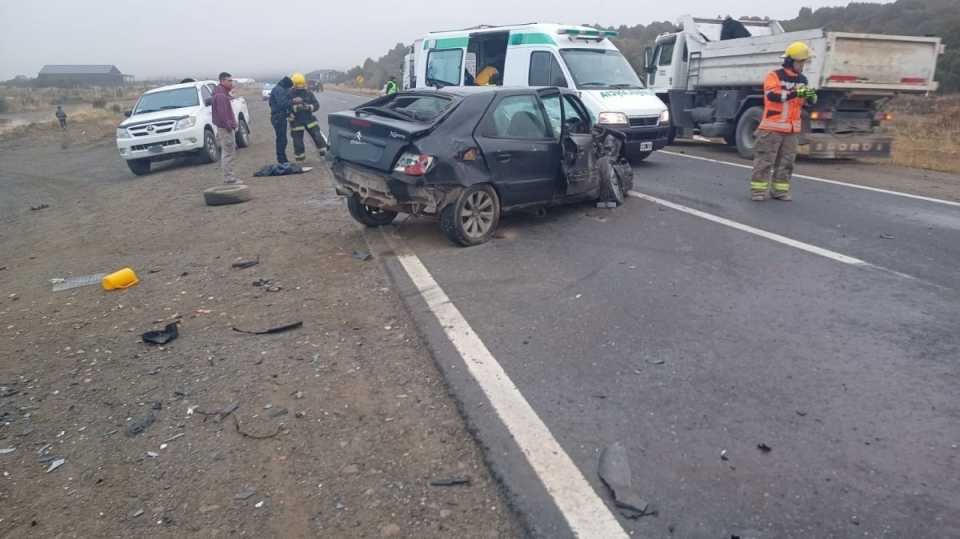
xmin=440 ymin=184 xmax=501 ymax=247
xmin=126 ymin=158 xmax=151 ymax=176
xmin=200 ymin=128 xmax=220 ymax=164
xmin=346 ymin=195 xmax=397 ymax=227
xmin=203 ymin=184 xmax=251 ymax=206
xmin=597 ymin=157 xmax=625 ymax=206
xmin=235 ymin=117 xmax=250 ymax=149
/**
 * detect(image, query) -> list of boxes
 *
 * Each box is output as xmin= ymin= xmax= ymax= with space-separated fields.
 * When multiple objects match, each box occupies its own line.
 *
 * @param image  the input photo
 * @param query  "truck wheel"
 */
xmin=735 ymin=107 xmax=763 ymax=159
xmin=235 ymin=117 xmax=250 ymax=148
xmin=126 ymin=159 xmax=151 ymax=176
xmin=200 ymin=128 xmax=219 ymax=164
xmin=346 ymin=194 xmax=397 ymax=227
xmin=440 ymin=184 xmax=500 ymax=247
xmin=203 ymin=184 xmax=251 ymax=206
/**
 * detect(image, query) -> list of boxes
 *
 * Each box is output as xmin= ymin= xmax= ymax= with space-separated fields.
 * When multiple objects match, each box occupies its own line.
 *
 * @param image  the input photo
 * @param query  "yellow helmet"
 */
xmin=291 ymin=72 xmax=306 ymax=88
xmin=784 ymin=42 xmax=813 ymax=61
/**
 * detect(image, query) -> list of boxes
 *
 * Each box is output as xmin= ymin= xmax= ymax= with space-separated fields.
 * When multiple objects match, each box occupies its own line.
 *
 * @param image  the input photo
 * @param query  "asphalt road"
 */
xmin=317 ymin=91 xmax=960 ymax=538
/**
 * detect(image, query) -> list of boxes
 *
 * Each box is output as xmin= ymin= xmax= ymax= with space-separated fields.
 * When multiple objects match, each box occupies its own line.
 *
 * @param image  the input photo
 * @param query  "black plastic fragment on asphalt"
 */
xmin=599 ymin=441 xmax=655 ymax=519
xmin=232 ymin=321 xmax=303 ymax=335
xmin=429 ymin=477 xmax=471 ymax=487
xmin=142 ymin=323 xmax=179 ymax=345
xmin=352 ymin=250 xmax=373 ymax=261
xmin=757 ymin=443 xmax=772 ymax=453
xmin=30 ymin=204 xmax=50 ymax=211
xmin=231 ymin=257 xmax=260 ymax=269
xmin=126 ymin=413 xmax=156 ymax=437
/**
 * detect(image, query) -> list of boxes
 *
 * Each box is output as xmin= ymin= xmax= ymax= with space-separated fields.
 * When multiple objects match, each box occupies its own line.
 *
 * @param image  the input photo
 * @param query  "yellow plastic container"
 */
xmin=102 ymin=267 xmax=139 ymax=290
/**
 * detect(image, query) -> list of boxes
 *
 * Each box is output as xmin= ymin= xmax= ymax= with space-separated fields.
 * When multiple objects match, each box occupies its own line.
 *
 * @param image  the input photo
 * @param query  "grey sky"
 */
xmin=0 ymin=0 xmax=886 ymax=81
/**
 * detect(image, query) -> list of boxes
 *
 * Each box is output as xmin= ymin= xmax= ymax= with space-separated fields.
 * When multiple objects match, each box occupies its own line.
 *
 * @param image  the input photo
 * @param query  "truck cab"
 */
xmin=403 ymin=23 xmax=670 ymax=164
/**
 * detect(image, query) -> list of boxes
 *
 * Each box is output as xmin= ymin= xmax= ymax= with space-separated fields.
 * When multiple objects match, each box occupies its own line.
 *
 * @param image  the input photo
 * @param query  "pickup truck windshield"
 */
xmin=559 ymin=49 xmax=645 ymax=89
xmin=134 ymin=87 xmax=200 ymax=115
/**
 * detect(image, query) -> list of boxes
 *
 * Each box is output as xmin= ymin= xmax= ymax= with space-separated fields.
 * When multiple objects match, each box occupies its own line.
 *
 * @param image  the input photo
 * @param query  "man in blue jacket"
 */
xmin=268 ymin=76 xmax=293 ymax=164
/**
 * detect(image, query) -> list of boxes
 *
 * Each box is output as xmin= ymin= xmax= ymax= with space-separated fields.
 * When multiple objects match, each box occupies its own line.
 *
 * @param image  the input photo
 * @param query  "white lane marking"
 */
xmin=659 ymin=150 xmax=960 ymax=208
xmin=383 ymin=231 xmax=628 ymax=539
xmin=628 ymin=190 xmax=872 ymax=267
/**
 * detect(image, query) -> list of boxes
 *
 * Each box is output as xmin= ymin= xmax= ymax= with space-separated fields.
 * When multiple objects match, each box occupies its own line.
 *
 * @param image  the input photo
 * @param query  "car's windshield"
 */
xmin=359 ymin=94 xmax=454 ymax=123
xmin=134 ymin=87 xmax=200 ymax=115
xmin=559 ymin=49 xmax=645 ymax=89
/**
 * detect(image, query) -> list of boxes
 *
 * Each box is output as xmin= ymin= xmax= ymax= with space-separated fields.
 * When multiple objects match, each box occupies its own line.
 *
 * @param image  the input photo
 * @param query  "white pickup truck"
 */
xmin=116 ymin=80 xmax=251 ymax=175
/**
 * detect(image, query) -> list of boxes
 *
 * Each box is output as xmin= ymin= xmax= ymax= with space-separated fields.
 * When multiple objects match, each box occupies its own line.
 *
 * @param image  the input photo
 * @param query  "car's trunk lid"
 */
xmin=328 ymin=112 xmax=433 ymax=172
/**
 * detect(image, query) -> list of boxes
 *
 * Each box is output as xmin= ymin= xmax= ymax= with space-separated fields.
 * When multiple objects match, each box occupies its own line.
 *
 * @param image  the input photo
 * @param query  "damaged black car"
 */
xmin=327 ymin=87 xmax=633 ymax=246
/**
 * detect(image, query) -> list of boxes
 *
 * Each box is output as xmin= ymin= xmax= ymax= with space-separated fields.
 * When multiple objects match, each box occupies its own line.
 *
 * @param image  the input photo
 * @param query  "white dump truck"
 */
xmin=644 ymin=15 xmax=943 ymax=159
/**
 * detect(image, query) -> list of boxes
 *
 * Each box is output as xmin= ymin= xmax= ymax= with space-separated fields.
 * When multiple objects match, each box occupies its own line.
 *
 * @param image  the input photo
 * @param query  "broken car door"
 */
xmin=541 ymin=91 xmax=594 ymax=196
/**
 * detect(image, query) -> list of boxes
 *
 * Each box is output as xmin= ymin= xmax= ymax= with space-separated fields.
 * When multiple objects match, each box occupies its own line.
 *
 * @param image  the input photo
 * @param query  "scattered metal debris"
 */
xmin=232 ymin=257 xmax=260 ymax=269
xmin=0 ymin=447 xmax=15 ymax=455
xmin=46 ymin=458 xmax=66 ymax=473
xmin=163 ymin=433 xmax=185 ymax=443
xmin=232 ymin=321 xmax=303 ymax=335
xmin=720 ymin=449 xmax=729 ymax=461
xmin=142 ymin=323 xmax=179 ymax=345
xmin=429 ymin=477 xmax=471 ymax=487
xmin=352 ymin=250 xmax=373 ymax=261
xmin=757 ymin=443 xmax=772 ymax=453
xmin=599 ymin=442 xmax=656 ymax=519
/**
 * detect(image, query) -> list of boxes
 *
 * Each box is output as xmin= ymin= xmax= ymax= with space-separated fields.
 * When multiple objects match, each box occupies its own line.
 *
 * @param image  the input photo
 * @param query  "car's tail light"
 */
xmin=874 ymin=112 xmax=894 ymax=121
xmin=809 ymin=111 xmax=833 ymax=120
xmin=394 ymin=152 xmax=435 ymax=176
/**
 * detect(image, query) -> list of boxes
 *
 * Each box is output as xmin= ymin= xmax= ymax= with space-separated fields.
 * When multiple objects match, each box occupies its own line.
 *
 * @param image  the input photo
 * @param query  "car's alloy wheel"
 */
xmin=441 ymin=184 xmax=500 ymax=247
xmin=201 ymin=128 xmax=219 ymax=164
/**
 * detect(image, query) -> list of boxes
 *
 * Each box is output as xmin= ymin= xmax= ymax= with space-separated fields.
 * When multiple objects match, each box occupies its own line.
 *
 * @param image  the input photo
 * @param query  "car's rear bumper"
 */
xmin=329 ymin=160 xmax=454 ymax=215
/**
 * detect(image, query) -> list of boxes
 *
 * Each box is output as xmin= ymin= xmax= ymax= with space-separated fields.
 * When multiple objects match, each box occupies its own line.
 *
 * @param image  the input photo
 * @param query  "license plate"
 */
xmin=148 ymin=144 xmax=164 ymax=154
xmin=639 ymin=142 xmax=653 ymax=151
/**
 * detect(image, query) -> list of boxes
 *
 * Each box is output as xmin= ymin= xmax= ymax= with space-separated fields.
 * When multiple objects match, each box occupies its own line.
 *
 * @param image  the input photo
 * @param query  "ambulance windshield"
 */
xmin=559 ymin=49 xmax=645 ymax=89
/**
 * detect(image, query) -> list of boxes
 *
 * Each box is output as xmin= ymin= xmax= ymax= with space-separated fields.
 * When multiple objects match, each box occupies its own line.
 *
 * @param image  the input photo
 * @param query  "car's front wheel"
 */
xmin=440 ymin=184 xmax=500 ymax=247
xmin=346 ymin=195 xmax=398 ymax=227
xmin=200 ymin=128 xmax=219 ymax=164
xmin=126 ymin=158 xmax=151 ymax=176
xmin=235 ymin=117 xmax=250 ymax=148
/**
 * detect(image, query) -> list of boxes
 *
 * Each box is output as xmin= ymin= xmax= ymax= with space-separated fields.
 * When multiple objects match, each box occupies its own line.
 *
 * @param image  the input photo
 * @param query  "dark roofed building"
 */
xmin=37 ymin=65 xmax=126 ymax=87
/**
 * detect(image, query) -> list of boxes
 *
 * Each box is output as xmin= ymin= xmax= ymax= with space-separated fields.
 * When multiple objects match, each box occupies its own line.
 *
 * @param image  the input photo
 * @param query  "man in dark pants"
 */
xmin=55 ymin=106 xmax=67 ymax=129
xmin=288 ymin=72 xmax=328 ymax=162
xmin=268 ymin=76 xmax=293 ymax=163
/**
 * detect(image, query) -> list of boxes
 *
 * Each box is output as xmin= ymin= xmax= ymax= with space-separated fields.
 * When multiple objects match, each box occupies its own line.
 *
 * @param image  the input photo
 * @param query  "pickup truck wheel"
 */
xmin=440 ymin=184 xmax=500 ymax=247
xmin=126 ymin=158 xmax=151 ymax=176
xmin=735 ymin=107 xmax=763 ymax=159
xmin=235 ymin=117 xmax=250 ymax=149
xmin=200 ymin=128 xmax=219 ymax=164
xmin=346 ymin=195 xmax=397 ymax=227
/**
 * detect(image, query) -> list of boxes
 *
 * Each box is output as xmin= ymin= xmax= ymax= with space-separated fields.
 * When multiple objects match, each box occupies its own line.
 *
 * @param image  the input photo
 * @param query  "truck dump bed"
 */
xmin=687 ymin=21 xmax=941 ymax=93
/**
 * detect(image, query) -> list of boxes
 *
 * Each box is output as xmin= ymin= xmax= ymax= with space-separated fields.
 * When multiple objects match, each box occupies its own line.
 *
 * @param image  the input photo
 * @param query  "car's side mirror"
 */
xmin=204 ymin=97 xmax=213 ymax=107
xmin=124 ymin=110 xmax=132 ymax=117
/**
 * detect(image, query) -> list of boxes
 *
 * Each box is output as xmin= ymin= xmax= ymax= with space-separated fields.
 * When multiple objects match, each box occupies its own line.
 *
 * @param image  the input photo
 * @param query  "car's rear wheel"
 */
xmin=236 ymin=117 xmax=250 ymax=148
xmin=440 ymin=184 xmax=500 ymax=247
xmin=126 ymin=158 xmax=151 ymax=176
xmin=200 ymin=128 xmax=219 ymax=164
xmin=346 ymin=194 xmax=397 ymax=227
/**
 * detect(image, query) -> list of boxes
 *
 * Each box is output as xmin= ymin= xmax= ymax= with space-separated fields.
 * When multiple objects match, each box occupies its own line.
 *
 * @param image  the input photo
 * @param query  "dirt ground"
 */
xmin=0 ymin=113 xmax=520 ymax=537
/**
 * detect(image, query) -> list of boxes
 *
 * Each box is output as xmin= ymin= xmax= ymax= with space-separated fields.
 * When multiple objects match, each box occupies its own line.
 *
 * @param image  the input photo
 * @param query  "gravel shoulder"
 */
xmin=0 ymin=108 xmax=520 ymax=537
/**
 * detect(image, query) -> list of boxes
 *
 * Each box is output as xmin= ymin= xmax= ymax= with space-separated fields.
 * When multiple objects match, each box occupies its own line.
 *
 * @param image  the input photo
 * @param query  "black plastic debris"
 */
xmin=126 ymin=413 xmax=156 ymax=437
xmin=30 ymin=204 xmax=50 ymax=211
xmin=253 ymin=163 xmax=307 ymax=177
xmin=231 ymin=257 xmax=260 ymax=269
xmin=599 ymin=442 xmax=655 ymax=519
xmin=142 ymin=323 xmax=179 ymax=345
xmin=233 ymin=321 xmax=303 ymax=335
xmin=757 ymin=443 xmax=772 ymax=453
xmin=352 ymin=250 xmax=373 ymax=261
xmin=429 ymin=477 xmax=471 ymax=487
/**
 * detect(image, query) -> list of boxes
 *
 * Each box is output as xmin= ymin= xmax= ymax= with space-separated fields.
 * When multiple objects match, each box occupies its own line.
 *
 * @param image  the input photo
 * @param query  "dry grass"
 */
xmin=0 ymin=85 xmax=149 ymax=113
xmin=0 ymin=108 xmax=125 ymax=146
xmin=886 ymin=94 xmax=960 ymax=174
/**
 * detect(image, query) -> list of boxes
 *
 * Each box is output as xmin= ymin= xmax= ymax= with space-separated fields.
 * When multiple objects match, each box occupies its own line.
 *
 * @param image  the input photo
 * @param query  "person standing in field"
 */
xmin=55 ymin=106 xmax=67 ymax=129
xmin=211 ymin=72 xmax=240 ymax=184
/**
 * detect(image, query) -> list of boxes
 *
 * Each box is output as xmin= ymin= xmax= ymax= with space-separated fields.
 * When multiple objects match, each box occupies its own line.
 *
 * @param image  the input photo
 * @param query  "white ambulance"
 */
xmin=402 ymin=23 xmax=670 ymax=163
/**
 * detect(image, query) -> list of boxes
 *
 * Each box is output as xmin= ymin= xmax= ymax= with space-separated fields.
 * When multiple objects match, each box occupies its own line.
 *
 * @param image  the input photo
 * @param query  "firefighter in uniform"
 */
xmin=750 ymin=41 xmax=818 ymax=201
xmin=288 ymin=72 xmax=328 ymax=161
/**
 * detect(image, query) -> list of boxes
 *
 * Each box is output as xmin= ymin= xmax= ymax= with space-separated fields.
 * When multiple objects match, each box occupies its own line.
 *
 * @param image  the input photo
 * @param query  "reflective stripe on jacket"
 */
xmin=758 ymin=68 xmax=807 ymax=134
